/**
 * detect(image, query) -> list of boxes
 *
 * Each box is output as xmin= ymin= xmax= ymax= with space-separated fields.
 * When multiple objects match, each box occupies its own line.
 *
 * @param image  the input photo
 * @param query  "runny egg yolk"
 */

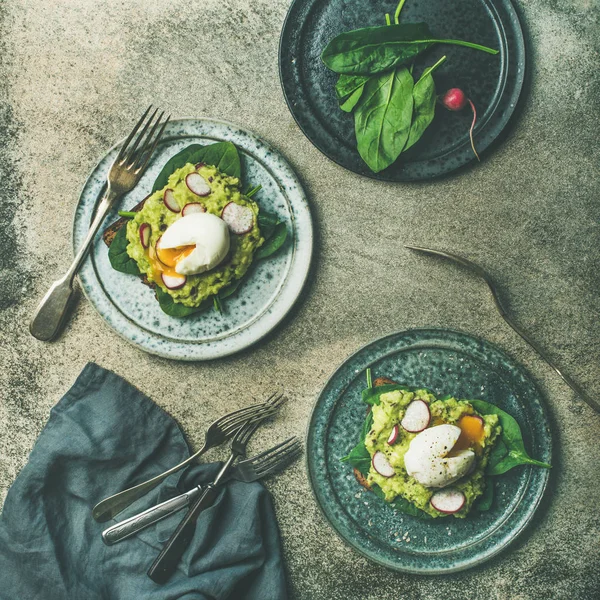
xmin=148 ymin=244 xmax=196 ymax=278
xmin=453 ymin=415 xmax=485 ymax=453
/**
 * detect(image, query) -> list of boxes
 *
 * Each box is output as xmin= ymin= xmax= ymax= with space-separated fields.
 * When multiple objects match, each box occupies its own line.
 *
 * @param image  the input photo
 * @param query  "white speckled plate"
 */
xmin=73 ymin=118 xmax=313 ymax=360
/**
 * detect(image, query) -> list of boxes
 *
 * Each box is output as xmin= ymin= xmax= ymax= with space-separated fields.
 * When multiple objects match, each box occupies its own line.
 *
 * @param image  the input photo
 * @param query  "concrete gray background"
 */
xmin=1 ymin=0 xmax=599 ymax=598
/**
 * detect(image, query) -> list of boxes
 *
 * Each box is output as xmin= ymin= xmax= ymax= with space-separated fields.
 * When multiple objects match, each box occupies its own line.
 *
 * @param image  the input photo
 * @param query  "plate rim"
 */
xmin=278 ymin=0 xmax=527 ymax=182
xmin=73 ymin=116 xmax=314 ymax=361
xmin=305 ymin=327 xmax=552 ymax=574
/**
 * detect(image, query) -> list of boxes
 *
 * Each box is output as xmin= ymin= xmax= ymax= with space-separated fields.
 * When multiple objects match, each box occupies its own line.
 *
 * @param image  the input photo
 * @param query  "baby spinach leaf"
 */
xmin=404 ymin=55 xmax=446 ymax=151
xmin=470 ymin=400 xmax=551 ymax=475
xmin=108 ymin=226 xmax=142 ymax=275
xmin=487 ymin=438 xmax=508 ymax=472
xmin=151 ymin=142 xmax=241 ymax=194
xmin=151 ymin=144 xmax=205 ymax=193
xmin=335 ymin=74 xmax=370 ymax=100
xmin=257 ymin=211 xmax=279 ymax=240
xmin=322 ymin=23 xmax=433 ymax=75
xmin=354 ymin=67 xmax=414 ymax=173
xmin=256 ymin=222 xmax=287 ymax=260
xmin=188 ymin=142 xmax=241 ymax=179
xmin=322 ymin=23 xmax=499 ymax=75
xmin=340 ymin=85 xmax=365 ymax=113
xmin=475 ymin=479 xmax=495 ymax=512
xmin=155 ymin=287 xmax=210 ymax=317
xmin=341 ymin=410 xmax=373 ymax=474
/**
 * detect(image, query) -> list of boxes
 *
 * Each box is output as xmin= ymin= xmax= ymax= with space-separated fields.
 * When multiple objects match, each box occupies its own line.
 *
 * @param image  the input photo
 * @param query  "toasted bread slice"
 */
xmin=354 ymin=375 xmax=399 ymax=492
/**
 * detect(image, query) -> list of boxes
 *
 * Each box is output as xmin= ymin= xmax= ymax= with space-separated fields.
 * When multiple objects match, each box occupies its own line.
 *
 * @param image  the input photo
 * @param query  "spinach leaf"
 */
xmin=470 ymin=400 xmax=551 ymax=475
xmin=335 ymin=74 xmax=370 ymax=101
xmin=322 ymin=23 xmax=433 ymax=75
xmin=256 ymin=222 xmax=287 ymax=260
xmin=475 ymin=479 xmax=495 ymax=512
xmin=257 ymin=211 xmax=279 ymax=240
xmin=188 ymin=142 xmax=241 ymax=179
xmin=340 ymin=85 xmax=366 ymax=113
xmin=218 ymin=277 xmax=245 ymax=300
xmin=108 ymin=226 xmax=142 ymax=275
xmin=354 ymin=67 xmax=414 ymax=173
xmin=322 ymin=23 xmax=499 ymax=75
xmin=341 ymin=409 xmax=373 ymax=474
xmin=155 ymin=287 xmax=210 ymax=317
xmin=151 ymin=144 xmax=205 ymax=193
xmin=404 ymin=55 xmax=446 ymax=151
xmin=151 ymin=142 xmax=241 ymax=194
xmin=487 ymin=438 xmax=508 ymax=472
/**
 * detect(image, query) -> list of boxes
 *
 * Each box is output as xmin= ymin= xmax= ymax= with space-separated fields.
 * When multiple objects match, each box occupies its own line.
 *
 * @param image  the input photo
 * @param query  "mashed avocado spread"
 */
xmin=365 ymin=390 xmax=501 ymax=518
xmin=126 ymin=163 xmax=263 ymax=307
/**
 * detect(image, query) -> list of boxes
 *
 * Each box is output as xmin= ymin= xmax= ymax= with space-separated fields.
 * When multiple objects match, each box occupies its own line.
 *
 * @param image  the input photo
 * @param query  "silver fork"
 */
xmin=101 ymin=437 xmax=301 ymax=545
xmin=148 ymin=415 xmax=274 ymax=583
xmin=405 ymin=244 xmax=599 ymax=414
xmin=92 ymin=390 xmax=285 ymax=522
xmin=30 ymin=106 xmax=170 ymax=342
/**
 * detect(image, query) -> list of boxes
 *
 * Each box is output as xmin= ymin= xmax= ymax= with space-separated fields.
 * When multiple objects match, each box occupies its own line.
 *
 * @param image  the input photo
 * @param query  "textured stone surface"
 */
xmin=0 ymin=0 xmax=599 ymax=598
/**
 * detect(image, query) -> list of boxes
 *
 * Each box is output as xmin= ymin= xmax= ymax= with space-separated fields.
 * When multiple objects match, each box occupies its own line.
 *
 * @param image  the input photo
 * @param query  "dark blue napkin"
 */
xmin=0 ymin=364 xmax=288 ymax=599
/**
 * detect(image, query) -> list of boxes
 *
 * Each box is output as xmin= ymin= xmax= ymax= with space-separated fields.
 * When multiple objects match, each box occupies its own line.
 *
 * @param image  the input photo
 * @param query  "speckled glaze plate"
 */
xmin=73 ymin=118 xmax=313 ymax=360
xmin=307 ymin=329 xmax=551 ymax=573
xmin=279 ymin=0 xmax=525 ymax=181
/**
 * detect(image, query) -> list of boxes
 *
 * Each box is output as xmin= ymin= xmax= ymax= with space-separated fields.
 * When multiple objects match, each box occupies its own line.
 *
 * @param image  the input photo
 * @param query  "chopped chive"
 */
xmin=213 ymin=295 xmax=223 ymax=313
xmin=366 ymin=368 xmax=373 ymax=389
xmin=245 ymin=184 xmax=262 ymax=198
xmin=118 ymin=211 xmax=138 ymax=218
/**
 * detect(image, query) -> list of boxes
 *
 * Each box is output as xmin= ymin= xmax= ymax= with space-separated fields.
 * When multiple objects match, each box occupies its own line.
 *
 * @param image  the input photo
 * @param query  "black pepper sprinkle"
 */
xmin=159 ymin=224 xmax=167 ymax=231
xmin=208 ymin=177 xmax=213 ymax=183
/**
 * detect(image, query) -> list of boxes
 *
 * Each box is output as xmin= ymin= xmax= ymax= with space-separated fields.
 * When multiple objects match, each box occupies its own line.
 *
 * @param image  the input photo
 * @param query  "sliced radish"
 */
xmin=221 ymin=202 xmax=254 ymax=235
xmin=163 ymin=189 xmax=180 ymax=213
xmin=139 ymin=223 xmax=151 ymax=249
xmin=372 ymin=451 xmax=395 ymax=478
xmin=387 ymin=424 xmax=400 ymax=445
xmin=185 ymin=172 xmax=211 ymax=196
xmin=182 ymin=202 xmax=206 ymax=216
xmin=401 ymin=400 xmax=431 ymax=433
xmin=430 ymin=488 xmax=466 ymax=514
xmin=161 ymin=273 xmax=187 ymax=290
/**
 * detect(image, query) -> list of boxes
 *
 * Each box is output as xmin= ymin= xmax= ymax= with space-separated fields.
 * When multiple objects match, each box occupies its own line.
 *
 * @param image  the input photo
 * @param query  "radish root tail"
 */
xmin=467 ymin=99 xmax=480 ymax=161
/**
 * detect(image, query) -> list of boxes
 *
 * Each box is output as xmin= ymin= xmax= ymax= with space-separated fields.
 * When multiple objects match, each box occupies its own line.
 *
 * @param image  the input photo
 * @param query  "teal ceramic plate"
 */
xmin=73 ymin=118 xmax=313 ymax=361
xmin=307 ymin=329 xmax=552 ymax=573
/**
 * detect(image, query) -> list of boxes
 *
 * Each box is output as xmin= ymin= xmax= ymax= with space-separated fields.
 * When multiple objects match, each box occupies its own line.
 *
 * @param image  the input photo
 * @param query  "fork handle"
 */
xmin=30 ymin=187 xmax=119 ymax=341
xmin=147 ymin=484 xmax=220 ymax=584
xmin=102 ymin=486 xmax=202 ymax=545
xmin=92 ymin=445 xmax=207 ymax=523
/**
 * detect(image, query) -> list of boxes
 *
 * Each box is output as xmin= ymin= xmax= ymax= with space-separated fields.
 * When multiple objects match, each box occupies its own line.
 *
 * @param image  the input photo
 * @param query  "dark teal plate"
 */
xmin=279 ymin=0 xmax=526 ymax=181
xmin=306 ymin=329 xmax=552 ymax=573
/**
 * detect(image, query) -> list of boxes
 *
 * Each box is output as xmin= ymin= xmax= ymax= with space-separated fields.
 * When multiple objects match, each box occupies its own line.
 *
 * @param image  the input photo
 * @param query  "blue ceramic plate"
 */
xmin=279 ymin=0 xmax=526 ymax=181
xmin=307 ymin=329 xmax=552 ymax=573
xmin=73 ymin=118 xmax=313 ymax=360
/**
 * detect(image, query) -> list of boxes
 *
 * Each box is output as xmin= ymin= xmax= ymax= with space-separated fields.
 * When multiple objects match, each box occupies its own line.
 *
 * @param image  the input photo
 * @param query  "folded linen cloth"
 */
xmin=0 ymin=363 xmax=288 ymax=600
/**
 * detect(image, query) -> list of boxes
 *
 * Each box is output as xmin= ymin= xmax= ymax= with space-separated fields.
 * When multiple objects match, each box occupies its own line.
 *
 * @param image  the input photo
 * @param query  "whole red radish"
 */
xmin=441 ymin=88 xmax=480 ymax=161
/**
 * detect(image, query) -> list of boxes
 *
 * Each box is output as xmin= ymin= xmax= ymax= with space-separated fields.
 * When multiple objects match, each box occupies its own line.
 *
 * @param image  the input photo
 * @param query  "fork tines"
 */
xmin=116 ymin=105 xmax=170 ymax=173
xmin=247 ymin=437 xmax=302 ymax=477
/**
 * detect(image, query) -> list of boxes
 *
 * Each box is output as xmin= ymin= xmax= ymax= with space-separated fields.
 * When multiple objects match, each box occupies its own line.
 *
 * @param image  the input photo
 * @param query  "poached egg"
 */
xmin=404 ymin=424 xmax=476 ymax=488
xmin=154 ymin=213 xmax=230 ymax=276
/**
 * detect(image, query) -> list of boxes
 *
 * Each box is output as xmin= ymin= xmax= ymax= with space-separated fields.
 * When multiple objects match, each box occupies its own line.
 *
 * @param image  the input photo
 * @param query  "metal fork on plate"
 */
xmin=30 ymin=106 xmax=170 ymax=342
xmin=102 ymin=436 xmax=302 ymax=545
xmin=92 ymin=390 xmax=285 ymax=522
